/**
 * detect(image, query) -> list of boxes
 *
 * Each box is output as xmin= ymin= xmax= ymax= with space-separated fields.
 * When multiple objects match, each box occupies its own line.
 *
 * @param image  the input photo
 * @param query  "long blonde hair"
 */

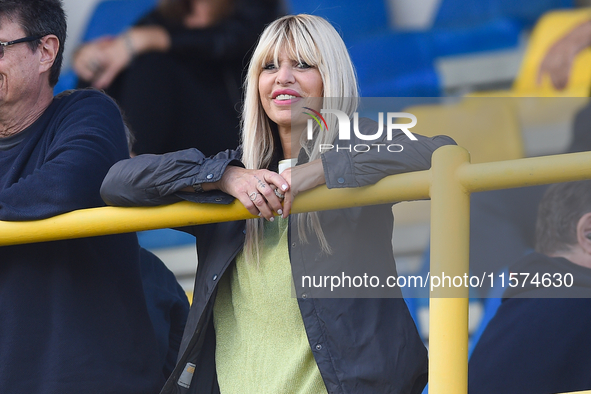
xmin=241 ymin=14 xmax=359 ymax=262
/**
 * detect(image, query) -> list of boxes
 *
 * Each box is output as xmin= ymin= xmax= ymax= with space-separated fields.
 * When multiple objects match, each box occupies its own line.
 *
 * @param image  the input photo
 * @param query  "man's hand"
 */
xmin=72 ymin=26 xmax=170 ymax=90
xmin=90 ymin=36 xmax=134 ymax=89
xmin=72 ymin=37 xmax=114 ymax=84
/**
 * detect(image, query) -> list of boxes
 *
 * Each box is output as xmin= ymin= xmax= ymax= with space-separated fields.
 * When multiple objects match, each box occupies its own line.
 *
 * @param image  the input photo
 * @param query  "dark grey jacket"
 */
xmin=101 ymin=118 xmax=455 ymax=394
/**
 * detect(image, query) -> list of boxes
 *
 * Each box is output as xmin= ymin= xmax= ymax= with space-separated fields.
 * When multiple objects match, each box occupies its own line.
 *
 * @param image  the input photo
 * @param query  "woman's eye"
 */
xmin=297 ymin=62 xmax=311 ymax=69
xmin=263 ymin=63 xmax=276 ymax=70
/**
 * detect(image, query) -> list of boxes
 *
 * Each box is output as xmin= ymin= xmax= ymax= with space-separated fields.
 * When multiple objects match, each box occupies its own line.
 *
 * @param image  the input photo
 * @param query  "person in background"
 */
xmin=73 ymin=0 xmax=282 ymax=156
xmin=469 ymin=180 xmax=591 ymax=394
xmin=101 ymin=14 xmax=456 ymax=393
xmin=139 ymin=247 xmax=190 ymax=381
xmin=0 ymin=0 xmax=172 ymax=392
xmin=469 ymin=15 xmax=591 ymax=293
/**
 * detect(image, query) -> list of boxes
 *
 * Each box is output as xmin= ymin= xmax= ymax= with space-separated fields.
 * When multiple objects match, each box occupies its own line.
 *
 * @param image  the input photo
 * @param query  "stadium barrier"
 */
xmin=2 ymin=145 xmax=591 ymax=393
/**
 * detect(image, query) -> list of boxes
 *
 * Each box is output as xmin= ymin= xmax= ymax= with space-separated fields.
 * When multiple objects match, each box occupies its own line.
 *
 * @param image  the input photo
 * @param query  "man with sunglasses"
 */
xmin=0 ymin=1 xmax=164 ymax=393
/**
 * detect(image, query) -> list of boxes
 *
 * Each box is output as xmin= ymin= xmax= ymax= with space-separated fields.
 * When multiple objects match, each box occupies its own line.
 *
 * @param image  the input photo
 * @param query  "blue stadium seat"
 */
xmin=347 ymin=32 xmax=441 ymax=97
xmin=286 ymin=0 xmax=441 ymax=96
xmin=430 ymin=0 xmax=574 ymax=57
xmin=286 ymin=0 xmax=390 ymax=38
xmin=429 ymin=18 xmax=522 ymax=58
xmin=82 ymin=0 xmax=157 ymax=42
xmin=53 ymin=70 xmax=78 ymax=95
xmin=137 ymin=228 xmax=196 ymax=250
xmin=433 ymin=0 xmax=574 ymax=29
xmin=285 ymin=0 xmax=574 ymax=97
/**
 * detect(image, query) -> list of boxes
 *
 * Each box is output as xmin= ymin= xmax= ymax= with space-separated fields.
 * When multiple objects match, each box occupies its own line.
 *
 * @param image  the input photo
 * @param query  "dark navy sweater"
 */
xmin=469 ymin=252 xmax=591 ymax=394
xmin=0 ymin=90 xmax=163 ymax=393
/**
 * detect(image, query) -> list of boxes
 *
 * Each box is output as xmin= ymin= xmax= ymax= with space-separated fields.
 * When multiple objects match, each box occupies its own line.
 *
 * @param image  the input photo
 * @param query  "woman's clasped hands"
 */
xmin=213 ymin=159 xmax=325 ymax=221
xmin=214 ymin=166 xmax=289 ymax=221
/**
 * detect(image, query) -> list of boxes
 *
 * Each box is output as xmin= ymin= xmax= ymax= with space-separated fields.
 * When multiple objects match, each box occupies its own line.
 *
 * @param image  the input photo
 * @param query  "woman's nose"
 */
xmin=276 ymin=64 xmax=295 ymax=85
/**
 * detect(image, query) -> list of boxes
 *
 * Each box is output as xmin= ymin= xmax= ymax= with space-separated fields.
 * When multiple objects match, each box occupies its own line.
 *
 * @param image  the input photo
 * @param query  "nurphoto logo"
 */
xmin=304 ymin=108 xmax=418 ymax=153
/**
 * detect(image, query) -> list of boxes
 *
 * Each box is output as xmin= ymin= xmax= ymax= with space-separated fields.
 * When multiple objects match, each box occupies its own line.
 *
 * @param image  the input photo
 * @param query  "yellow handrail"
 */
xmin=564 ymin=391 xmax=591 ymax=394
xmin=0 ymin=169 xmax=431 ymax=247
xmin=3 ymin=146 xmax=591 ymax=393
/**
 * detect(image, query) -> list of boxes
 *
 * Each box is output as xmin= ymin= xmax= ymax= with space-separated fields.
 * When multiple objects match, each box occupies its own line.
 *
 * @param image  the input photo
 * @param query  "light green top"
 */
xmin=213 ymin=217 xmax=328 ymax=394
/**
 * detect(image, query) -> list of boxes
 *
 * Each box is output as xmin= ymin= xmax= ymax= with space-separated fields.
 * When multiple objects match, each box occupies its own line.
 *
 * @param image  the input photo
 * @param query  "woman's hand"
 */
xmin=280 ymin=159 xmax=325 ymax=218
xmin=201 ymin=160 xmax=325 ymax=220
xmin=209 ymin=166 xmax=289 ymax=220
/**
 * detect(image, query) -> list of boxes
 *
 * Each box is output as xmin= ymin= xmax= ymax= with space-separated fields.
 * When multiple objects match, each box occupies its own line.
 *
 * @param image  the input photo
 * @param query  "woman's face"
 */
xmin=258 ymin=49 xmax=323 ymax=133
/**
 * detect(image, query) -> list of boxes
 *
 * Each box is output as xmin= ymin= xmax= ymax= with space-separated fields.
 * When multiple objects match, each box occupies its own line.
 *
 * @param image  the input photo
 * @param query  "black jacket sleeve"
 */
xmin=321 ymin=117 xmax=456 ymax=188
xmin=100 ymin=148 xmax=243 ymax=206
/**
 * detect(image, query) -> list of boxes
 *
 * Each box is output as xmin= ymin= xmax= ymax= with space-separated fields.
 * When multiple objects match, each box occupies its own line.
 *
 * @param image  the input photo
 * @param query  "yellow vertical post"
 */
xmin=429 ymin=146 xmax=471 ymax=394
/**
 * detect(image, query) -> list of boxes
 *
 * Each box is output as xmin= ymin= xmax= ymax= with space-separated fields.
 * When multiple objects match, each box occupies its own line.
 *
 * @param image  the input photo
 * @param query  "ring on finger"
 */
xmin=249 ymin=192 xmax=258 ymax=201
xmin=88 ymin=60 xmax=99 ymax=71
xmin=274 ymin=188 xmax=285 ymax=199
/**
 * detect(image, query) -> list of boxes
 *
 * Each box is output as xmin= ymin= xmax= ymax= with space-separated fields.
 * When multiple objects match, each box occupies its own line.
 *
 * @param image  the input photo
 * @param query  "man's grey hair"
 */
xmin=0 ymin=0 xmax=66 ymax=87
xmin=535 ymin=180 xmax=591 ymax=255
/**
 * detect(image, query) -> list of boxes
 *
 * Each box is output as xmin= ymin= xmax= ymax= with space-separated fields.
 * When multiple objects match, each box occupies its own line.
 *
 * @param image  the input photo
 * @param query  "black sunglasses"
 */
xmin=0 ymin=35 xmax=43 ymax=59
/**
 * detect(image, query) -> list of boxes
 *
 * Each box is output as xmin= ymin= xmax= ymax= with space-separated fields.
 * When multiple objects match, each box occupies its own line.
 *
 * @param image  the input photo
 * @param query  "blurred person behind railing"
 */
xmin=73 ymin=0 xmax=282 ymax=156
xmin=469 ymin=180 xmax=591 ymax=394
xmin=469 ymin=16 xmax=591 ymax=295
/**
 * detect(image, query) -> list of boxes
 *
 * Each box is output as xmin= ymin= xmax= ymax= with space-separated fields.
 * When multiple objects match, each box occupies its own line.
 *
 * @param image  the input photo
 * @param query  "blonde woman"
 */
xmin=101 ymin=14 xmax=454 ymax=394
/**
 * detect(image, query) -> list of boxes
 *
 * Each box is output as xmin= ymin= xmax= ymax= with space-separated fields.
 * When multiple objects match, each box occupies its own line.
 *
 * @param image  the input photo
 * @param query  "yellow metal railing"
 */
xmin=2 ymin=145 xmax=591 ymax=393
